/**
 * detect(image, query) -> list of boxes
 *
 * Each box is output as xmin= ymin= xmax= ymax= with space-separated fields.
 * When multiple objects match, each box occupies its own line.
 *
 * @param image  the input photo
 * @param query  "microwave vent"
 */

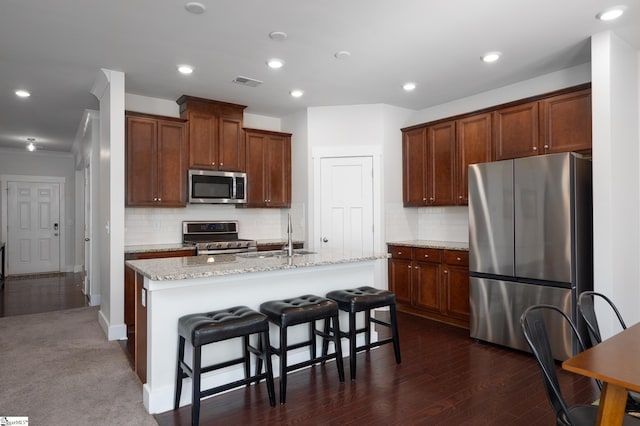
xmin=232 ymin=76 xmax=263 ymax=87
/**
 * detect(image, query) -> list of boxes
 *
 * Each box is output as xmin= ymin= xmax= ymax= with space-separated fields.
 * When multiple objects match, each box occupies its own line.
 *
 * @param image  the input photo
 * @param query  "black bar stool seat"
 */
xmin=258 ymin=294 xmax=345 ymax=404
xmin=175 ymin=306 xmax=276 ymax=425
xmin=325 ymin=286 xmax=401 ymax=380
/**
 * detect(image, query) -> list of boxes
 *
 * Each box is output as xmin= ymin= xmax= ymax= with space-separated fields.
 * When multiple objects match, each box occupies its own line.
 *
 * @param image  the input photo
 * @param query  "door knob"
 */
xmin=322 ymin=238 xmax=328 ymax=243
xmin=85 ymin=238 xmax=90 ymax=242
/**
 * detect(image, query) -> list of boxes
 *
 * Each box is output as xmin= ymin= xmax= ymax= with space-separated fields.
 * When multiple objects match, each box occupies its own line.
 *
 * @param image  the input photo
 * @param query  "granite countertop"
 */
xmin=256 ymin=239 xmax=304 ymax=246
xmin=387 ymin=240 xmax=469 ymax=251
xmin=126 ymin=249 xmax=389 ymax=282
xmin=125 ymin=243 xmax=195 ymax=254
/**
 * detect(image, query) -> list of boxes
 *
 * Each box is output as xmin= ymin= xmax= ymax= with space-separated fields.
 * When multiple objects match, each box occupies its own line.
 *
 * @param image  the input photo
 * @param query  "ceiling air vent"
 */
xmin=232 ymin=76 xmax=263 ymax=87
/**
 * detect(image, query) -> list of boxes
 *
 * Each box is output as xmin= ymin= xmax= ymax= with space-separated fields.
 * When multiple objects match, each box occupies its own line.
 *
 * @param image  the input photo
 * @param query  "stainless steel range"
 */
xmin=182 ymin=221 xmax=257 ymax=255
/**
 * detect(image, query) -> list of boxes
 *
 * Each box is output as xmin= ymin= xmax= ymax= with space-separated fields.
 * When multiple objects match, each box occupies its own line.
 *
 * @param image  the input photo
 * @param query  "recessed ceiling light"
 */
xmin=481 ymin=52 xmax=501 ymax=63
xmin=334 ymin=51 xmax=351 ymax=60
xmin=269 ymin=31 xmax=288 ymax=41
xmin=26 ymin=138 xmax=36 ymax=151
xmin=596 ymin=6 xmax=626 ymax=20
xmin=267 ymin=59 xmax=284 ymax=69
xmin=290 ymin=89 xmax=304 ymax=98
xmin=403 ymin=82 xmax=416 ymax=91
xmin=178 ymin=65 xmax=194 ymax=74
xmin=184 ymin=2 xmax=206 ymax=14
xmin=15 ymin=89 xmax=31 ymax=98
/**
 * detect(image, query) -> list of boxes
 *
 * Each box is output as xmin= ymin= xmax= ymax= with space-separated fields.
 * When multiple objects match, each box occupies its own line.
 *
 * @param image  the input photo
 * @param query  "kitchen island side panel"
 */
xmin=143 ymin=259 xmax=382 ymax=414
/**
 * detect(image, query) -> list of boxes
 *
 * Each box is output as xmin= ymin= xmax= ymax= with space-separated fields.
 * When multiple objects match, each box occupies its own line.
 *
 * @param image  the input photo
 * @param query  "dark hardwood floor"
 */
xmin=0 ymin=276 xmax=598 ymax=424
xmin=155 ymin=312 xmax=599 ymax=426
xmin=0 ymin=272 xmax=88 ymax=317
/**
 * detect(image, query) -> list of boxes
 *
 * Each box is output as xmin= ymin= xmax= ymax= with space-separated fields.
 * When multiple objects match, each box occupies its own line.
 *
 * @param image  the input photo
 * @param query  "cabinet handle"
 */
xmin=158 ymin=198 xmax=162 ymax=202
xmin=458 ymin=195 xmax=463 ymax=199
xmin=444 ymin=270 xmax=448 ymax=274
xmin=212 ymin=162 xmax=215 ymax=165
xmin=456 ymin=257 xmax=461 ymax=261
xmin=423 ymin=197 xmax=426 ymax=201
xmin=408 ymin=265 xmax=412 ymax=269
xmin=424 ymin=254 xmax=429 ymax=258
xmin=544 ymin=144 xmax=549 ymax=149
xmin=397 ymin=251 xmax=402 ymax=255
xmin=220 ymin=162 xmax=224 ymax=166
xmin=429 ymin=197 xmax=434 ymax=201
xmin=533 ymin=146 xmax=537 ymax=151
xmin=153 ymin=197 xmax=157 ymax=201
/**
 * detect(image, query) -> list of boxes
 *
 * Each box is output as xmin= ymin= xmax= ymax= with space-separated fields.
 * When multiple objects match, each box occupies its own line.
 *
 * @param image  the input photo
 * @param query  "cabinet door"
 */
xmin=126 ymin=116 xmax=157 ymax=206
xmin=265 ymin=134 xmax=291 ymax=207
xmin=188 ymin=112 xmax=217 ymax=169
xmin=493 ymin=101 xmax=539 ymax=160
xmin=457 ymin=113 xmax=492 ymax=205
xmin=413 ymin=261 xmax=441 ymax=312
xmin=218 ymin=116 xmax=245 ymax=171
xmin=540 ymin=89 xmax=591 ymax=154
xmin=245 ymin=132 xmax=267 ymax=207
xmin=156 ymin=120 xmax=186 ymax=206
xmin=443 ymin=264 xmax=470 ymax=321
xmin=402 ymin=127 xmax=427 ymax=206
xmin=388 ymin=258 xmax=412 ymax=305
xmin=427 ymin=121 xmax=456 ymax=205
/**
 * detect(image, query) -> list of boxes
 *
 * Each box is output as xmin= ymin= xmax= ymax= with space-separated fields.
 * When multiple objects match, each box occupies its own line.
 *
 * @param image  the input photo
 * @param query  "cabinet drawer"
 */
xmin=444 ymin=250 xmax=469 ymax=266
xmin=388 ymin=245 xmax=412 ymax=260
xmin=414 ymin=248 xmax=442 ymax=263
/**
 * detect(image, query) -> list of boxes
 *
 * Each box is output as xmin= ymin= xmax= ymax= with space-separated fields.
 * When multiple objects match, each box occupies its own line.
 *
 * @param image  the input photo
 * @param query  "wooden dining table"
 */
xmin=562 ymin=322 xmax=640 ymax=425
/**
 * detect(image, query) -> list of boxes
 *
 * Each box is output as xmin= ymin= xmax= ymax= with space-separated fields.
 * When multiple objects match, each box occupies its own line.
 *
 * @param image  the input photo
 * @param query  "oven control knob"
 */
xmin=216 ymin=243 xmax=223 ymax=249
xmin=236 ymin=242 xmax=242 ymax=248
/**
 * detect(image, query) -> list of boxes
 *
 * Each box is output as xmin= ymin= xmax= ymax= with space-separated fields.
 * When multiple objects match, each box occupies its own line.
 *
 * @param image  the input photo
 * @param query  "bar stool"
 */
xmin=324 ymin=286 xmax=401 ymax=380
xmin=174 ymin=306 xmax=276 ymax=426
xmin=257 ymin=294 xmax=345 ymax=404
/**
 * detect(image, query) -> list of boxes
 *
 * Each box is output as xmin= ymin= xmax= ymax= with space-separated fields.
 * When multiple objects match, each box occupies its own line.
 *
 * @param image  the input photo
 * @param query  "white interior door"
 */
xmin=320 ymin=156 xmax=374 ymax=254
xmin=83 ymin=165 xmax=92 ymax=295
xmin=7 ymin=181 xmax=61 ymax=274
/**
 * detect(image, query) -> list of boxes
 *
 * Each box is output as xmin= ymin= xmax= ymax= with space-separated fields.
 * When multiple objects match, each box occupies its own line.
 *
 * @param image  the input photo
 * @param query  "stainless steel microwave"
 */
xmin=188 ymin=170 xmax=247 ymax=204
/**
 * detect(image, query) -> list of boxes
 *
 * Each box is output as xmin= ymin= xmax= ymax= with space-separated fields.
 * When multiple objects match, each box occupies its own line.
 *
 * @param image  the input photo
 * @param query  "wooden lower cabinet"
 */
xmin=388 ymin=245 xmax=469 ymax=327
xmin=124 ymin=248 xmax=196 ymax=380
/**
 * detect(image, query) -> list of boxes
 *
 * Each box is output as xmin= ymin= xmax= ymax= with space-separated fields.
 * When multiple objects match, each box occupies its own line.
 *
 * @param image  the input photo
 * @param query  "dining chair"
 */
xmin=578 ymin=291 xmax=640 ymax=414
xmin=577 ymin=291 xmax=627 ymax=346
xmin=520 ymin=304 xmax=640 ymax=425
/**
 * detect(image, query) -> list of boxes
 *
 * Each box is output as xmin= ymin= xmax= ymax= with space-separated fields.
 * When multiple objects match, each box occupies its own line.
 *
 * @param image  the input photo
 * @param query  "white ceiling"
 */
xmin=1 ymin=0 xmax=639 ymax=153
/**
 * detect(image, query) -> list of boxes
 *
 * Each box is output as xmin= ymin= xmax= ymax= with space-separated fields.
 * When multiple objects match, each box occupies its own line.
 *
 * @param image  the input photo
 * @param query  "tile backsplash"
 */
xmin=124 ymin=205 xmax=296 ymax=245
xmin=418 ymin=206 xmax=469 ymax=243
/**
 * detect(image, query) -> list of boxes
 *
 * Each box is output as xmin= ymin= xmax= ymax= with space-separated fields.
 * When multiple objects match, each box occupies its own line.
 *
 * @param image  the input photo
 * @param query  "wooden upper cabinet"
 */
xmin=493 ymin=101 xmax=539 ymax=161
xmin=540 ymin=88 xmax=592 ymax=154
xmin=186 ymin=111 xmax=217 ymax=169
xmin=401 ymin=85 xmax=590 ymax=207
xmin=176 ymin=95 xmax=247 ymax=172
xmin=125 ymin=112 xmax=187 ymax=207
xmin=402 ymin=127 xmax=427 ymax=206
xmin=244 ymin=128 xmax=291 ymax=208
xmin=427 ymin=121 xmax=456 ymax=206
xmin=456 ymin=113 xmax=492 ymax=204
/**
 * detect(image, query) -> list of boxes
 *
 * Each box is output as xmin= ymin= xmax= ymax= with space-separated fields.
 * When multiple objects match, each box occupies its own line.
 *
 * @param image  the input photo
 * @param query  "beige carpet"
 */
xmin=0 ymin=306 xmax=157 ymax=426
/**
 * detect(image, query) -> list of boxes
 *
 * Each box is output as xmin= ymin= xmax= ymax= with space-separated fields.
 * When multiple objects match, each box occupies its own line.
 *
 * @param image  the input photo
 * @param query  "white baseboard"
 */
xmin=88 ymin=293 xmax=101 ymax=306
xmin=97 ymin=309 xmax=127 ymax=341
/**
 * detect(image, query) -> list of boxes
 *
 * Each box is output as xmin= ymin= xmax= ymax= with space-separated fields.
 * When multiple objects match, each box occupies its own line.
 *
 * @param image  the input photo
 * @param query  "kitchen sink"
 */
xmin=238 ymin=250 xmax=316 ymax=259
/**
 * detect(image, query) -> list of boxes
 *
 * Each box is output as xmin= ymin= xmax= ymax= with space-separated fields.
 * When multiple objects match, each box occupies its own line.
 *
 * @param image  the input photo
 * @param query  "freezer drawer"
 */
xmin=469 ymin=277 xmax=574 ymax=360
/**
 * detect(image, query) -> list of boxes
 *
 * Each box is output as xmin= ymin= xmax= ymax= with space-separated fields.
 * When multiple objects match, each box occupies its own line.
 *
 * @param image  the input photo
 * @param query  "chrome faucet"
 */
xmin=284 ymin=214 xmax=294 ymax=257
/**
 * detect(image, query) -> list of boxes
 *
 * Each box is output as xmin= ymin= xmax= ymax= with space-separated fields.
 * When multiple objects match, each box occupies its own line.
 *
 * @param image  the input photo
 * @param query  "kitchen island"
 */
xmin=126 ymin=249 xmax=388 ymax=414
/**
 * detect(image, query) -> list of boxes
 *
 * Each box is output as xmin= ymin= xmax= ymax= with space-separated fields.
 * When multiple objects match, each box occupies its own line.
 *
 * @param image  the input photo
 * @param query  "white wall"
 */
xmin=591 ymin=31 xmax=640 ymax=334
xmin=92 ymin=69 xmax=126 ymax=341
xmin=282 ymin=109 xmax=309 ymax=244
xmin=0 ymin=149 xmax=76 ymax=271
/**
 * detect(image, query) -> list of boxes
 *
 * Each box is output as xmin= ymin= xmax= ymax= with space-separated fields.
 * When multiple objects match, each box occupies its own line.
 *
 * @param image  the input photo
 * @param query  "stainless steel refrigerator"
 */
xmin=468 ymin=152 xmax=592 ymax=360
